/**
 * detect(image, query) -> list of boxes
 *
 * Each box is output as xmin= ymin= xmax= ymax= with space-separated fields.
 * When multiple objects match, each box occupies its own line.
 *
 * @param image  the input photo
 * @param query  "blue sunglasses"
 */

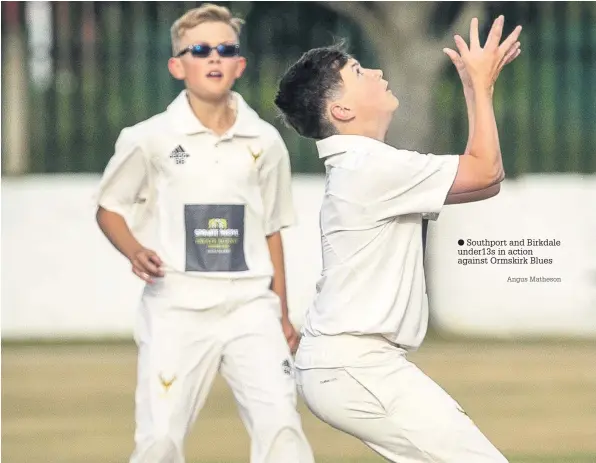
xmin=176 ymin=43 xmax=240 ymax=58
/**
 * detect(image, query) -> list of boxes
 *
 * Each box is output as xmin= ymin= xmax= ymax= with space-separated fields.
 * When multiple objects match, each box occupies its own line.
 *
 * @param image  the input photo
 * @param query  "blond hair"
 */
xmin=171 ymin=4 xmax=244 ymax=55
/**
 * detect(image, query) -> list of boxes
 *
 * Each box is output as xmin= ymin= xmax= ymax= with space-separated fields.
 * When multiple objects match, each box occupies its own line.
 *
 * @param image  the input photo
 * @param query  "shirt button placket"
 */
xmin=214 ymin=135 xmax=221 ymax=163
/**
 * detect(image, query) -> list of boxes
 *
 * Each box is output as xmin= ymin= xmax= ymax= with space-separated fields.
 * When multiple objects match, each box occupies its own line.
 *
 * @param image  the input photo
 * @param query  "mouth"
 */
xmin=206 ymin=70 xmax=223 ymax=79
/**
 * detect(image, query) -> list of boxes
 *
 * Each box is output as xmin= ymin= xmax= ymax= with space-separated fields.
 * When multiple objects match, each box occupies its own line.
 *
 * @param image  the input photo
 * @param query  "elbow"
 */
xmin=96 ymin=206 xmax=110 ymax=230
xmin=478 ymin=170 xmax=502 ymax=190
xmin=485 ymin=167 xmax=504 ymax=188
xmin=496 ymin=167 xmax=505 ymax=183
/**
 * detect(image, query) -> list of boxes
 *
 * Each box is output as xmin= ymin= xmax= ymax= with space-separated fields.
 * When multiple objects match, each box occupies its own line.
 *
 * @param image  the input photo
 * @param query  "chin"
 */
xmin=390 ymin=94 xmax=399 ymax=111
xmin=189 ymin=85 xmax=233 ymax=103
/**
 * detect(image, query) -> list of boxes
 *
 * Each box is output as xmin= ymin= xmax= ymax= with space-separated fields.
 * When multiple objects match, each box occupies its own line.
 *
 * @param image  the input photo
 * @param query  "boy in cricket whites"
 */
xmin=95 ymin=4 xmax=315 ymax=463
xmin=274 ymin=15 xmax=522 ymax=463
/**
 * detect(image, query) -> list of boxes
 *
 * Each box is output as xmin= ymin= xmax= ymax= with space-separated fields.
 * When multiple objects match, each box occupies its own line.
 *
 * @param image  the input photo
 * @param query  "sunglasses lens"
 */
xmin=190 ymin=45 xmax=211 ymax=57
xmin=218 ymin=45 xmax=239 ymax=57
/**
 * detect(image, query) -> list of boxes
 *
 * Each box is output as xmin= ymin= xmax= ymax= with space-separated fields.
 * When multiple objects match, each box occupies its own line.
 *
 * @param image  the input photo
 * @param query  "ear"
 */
xmin=168 ymin=57 xmax=185 ymax=81
xmin=234 ymin=56 xmax=247 ymax=79
xmin=329 ymin=103 xmax=354 ymax=123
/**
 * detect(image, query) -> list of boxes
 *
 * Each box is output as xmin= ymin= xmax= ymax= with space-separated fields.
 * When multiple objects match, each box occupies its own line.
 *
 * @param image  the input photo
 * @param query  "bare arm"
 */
xmin=451 ymin=85 xmax=503 ymax=193
xmin=96 ymin=206 xmax=163 ymax=283
xmin=445 ymin=182 xmax=500 ymax=204
xmin=446 ymin=87 xmax=504 ymax=204
xmin=266 ymin=231 xmax=289 ymax=320
xmin=443 ymin=16 xmax=522 ymax=195
xmin=266 ymin=231 xmax=300 ymax=353
xmin=96 ymin=207 xmax=143 ymax=261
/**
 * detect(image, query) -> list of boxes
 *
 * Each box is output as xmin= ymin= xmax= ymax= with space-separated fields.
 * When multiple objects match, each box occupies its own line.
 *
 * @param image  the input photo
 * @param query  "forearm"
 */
xmin=466 ymin=85 xmax=503 ymax=183
xmin=266 ymin=231 xmax=289 ymax=320
xmin=462 ymin=87 xmax=475 ymax=155
xmin=96 ymin=206 xmax=143 ymax=261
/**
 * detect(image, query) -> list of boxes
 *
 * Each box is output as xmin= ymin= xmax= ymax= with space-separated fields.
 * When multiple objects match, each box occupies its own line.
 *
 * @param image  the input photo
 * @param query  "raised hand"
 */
xmin=443 ymin=16 xmax=522 ymax=92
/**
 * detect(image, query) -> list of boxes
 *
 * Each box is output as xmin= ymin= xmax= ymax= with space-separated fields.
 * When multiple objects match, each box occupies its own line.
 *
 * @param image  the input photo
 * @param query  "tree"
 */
xmin=322 ymin=2 xmax=486 ymax=152
xmin=2 ymin=1 xmax=29 ymax=175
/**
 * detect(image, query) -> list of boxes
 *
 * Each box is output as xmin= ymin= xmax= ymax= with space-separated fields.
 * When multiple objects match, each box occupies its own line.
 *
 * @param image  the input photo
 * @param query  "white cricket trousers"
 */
xmin=129 ymin=276 xmax=314 ymax=463
xmin=295 ymin=334 xmax=508 ymax=463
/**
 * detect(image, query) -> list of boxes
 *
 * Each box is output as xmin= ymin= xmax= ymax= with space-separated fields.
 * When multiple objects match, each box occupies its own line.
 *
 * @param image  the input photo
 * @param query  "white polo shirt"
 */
xmin=297 ymin=135 xmax=459 ymax=365
xmin=96 ymin=90 xmax=295 ymax=303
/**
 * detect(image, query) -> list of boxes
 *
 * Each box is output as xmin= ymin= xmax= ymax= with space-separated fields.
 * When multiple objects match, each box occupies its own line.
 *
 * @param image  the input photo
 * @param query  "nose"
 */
xmin=208 ymin=52 xmax=221 ymax=64
xmin=374 ymin=69 xmax=383 ymax=79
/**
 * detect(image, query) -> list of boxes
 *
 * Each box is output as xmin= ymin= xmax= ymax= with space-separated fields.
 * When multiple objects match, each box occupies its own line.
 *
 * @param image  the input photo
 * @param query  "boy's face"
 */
xmin=330 ymin=58 xmax=399 ymax=126
xmin=168 ymin=21 xmax=246 ymax=102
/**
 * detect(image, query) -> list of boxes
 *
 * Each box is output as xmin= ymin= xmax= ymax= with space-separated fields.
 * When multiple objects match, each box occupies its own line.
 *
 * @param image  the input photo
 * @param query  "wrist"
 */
xmin=471 ymin=80 xmax=494 ymax=98
xmin=463 ymin=85 xmax=475 ymax=101
xmin=280 ymin=306 xmax=290 ymax=320
xmin=125 ymin=244 xmax=144 ymax=262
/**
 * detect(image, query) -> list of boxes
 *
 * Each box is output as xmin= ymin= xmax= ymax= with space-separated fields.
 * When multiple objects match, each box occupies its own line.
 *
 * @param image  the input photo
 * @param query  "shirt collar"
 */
xmin=316 ymin=134 xmax=386 ymax=159
xmin=167 ymin=90 xmax=261 ymax=137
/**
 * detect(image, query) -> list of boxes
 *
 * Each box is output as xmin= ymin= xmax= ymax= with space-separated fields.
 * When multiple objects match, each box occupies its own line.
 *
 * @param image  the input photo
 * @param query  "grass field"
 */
xmin=2 ymin=338 xmax=596 ymax=463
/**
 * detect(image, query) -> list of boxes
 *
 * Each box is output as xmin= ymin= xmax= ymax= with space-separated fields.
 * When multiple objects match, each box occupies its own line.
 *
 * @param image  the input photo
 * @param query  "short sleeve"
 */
xmin=96 ymin=128 xmax=152 ymax=223
xmin=258 ymin=133 xmax=296 ymax=235
xmin=362 ymin=148 xmax=460 ymax=222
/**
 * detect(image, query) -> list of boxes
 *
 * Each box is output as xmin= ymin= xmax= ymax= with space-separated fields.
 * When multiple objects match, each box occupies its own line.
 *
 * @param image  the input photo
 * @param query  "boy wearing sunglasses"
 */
xmin=274 ymin=16 xmax=521 ymax=463
xmin=96 ymin=4 xmax=314 ymax=463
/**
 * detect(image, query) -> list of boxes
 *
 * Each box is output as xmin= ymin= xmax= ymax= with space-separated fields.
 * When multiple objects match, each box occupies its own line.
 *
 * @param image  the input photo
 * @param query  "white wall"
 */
xmin=426 ymin=174 xmax=596 ymax=338
xmin=2 ymin=174 xmax=595 ymax=339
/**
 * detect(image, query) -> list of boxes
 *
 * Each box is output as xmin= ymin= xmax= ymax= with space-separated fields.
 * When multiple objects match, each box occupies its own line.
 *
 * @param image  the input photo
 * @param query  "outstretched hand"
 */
xmin=443 ymin=16 xmax=522 ymax=92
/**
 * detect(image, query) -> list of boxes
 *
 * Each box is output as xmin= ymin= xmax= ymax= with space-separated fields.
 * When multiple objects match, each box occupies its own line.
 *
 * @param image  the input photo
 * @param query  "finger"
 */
xmin=469 ymin=17 xmax=480 ymax=49
xmin=136 ymin=254 xmax=161 ymax=277
xmin=497 ymin=42 xmax=520 ymax=72
xmin=502 ymin=42 xmax=521 ymax=66
xmin=443 ymin=47 xmax=461 ymax=64
xmin=291 ymin=337 xmax=300 ymax=354
xmin=132 ymin=267 xmax=154 ymax=284
xmin=498 ymin=25 xmax=522 ymax=56
xmin=147 ymin=253 xmax=165 ymax=276
xmin=485 ymin=15 xmax=505 ymax=50
xmin=148 ymin=252 xmax=163 ymax=267
xmin=453 ymin=35 xmax=470 ymax=57
xmin=503 ymin=48 xmax=521 ymax=67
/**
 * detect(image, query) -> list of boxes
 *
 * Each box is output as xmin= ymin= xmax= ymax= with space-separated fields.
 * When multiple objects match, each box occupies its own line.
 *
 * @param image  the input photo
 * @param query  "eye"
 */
xmin=356 ymin=68 xmax=363 ymax=77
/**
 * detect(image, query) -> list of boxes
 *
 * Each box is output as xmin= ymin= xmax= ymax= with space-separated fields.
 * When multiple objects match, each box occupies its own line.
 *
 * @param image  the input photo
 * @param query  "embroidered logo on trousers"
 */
xmin=158 ymin=373 xmax=177 ymax=392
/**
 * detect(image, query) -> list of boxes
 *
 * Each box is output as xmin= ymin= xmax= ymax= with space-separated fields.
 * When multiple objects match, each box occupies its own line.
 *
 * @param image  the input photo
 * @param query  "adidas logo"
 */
xmin=169 ymin=145 xmax=190 ymax=164
xmin=282 ymin=359 xmax=292 ymax=376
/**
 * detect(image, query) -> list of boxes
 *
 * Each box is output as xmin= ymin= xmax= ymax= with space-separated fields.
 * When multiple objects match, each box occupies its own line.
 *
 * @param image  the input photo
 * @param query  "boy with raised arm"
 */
xmin=274 ymin=16 xmax=521 ymax=462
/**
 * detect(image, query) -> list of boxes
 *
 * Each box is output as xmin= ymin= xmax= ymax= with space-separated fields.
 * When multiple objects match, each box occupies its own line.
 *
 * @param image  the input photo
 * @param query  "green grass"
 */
xmin=194 ymin=457 xmax=596 ymax=463
xmin=2 ymin=341 xmax=595 ymax=463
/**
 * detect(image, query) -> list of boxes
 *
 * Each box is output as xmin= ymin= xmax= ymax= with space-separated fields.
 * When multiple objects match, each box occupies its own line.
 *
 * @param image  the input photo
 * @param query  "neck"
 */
xmin=337 ymin=121 xmax=390 ymax=142
xmin=186 ymin=90 xmax=237 ymax=136
xmin=334 ymin=112 xmax=392 ymax=142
